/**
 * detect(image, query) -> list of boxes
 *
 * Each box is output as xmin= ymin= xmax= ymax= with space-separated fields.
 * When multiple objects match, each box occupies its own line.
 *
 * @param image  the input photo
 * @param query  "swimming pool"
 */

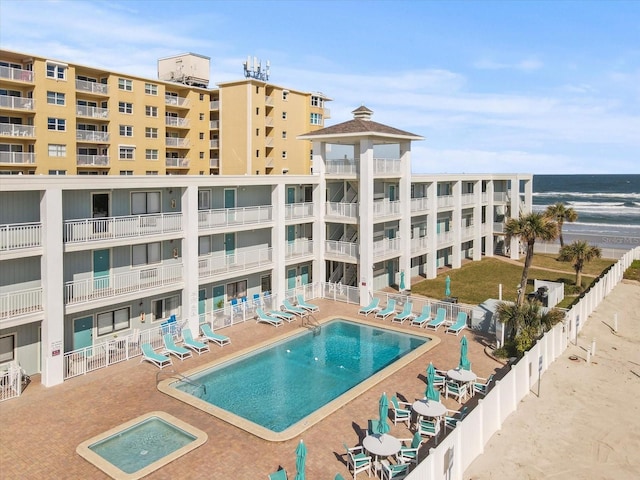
xmin=159 ymin=317 xmax=437 ymax=441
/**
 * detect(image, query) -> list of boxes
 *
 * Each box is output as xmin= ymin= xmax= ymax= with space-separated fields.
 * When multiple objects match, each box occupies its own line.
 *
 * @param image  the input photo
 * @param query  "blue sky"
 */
xmin=2 ymin=0 xmax=638 ymax=174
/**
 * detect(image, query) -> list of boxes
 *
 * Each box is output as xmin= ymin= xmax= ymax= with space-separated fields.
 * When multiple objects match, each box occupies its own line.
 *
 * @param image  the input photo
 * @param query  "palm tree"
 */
xmin=504 ymin=212 xmax=558 ymax=305
xmin=558 ymin=240 xmax=602 ymax=289
xmin=544 ymin=202 xmax=578 ymax=247
xmin=497 ymin=300 xmax=565 ymax=355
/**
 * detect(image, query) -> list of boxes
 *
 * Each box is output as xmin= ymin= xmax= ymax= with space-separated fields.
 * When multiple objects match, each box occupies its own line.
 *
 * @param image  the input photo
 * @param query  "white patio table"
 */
xmin=447 ymin=368 xmax=477 ymax=396
xmin=363 ymin=433 xmax=402 ymax=473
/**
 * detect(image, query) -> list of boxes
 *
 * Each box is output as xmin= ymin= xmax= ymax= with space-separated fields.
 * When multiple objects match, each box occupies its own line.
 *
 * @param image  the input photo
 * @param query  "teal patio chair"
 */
xmin=182 ymin=327 xmax=209 ymax=355
xmin=425 ymin=308 xmax=447 ymax=331
xmin=343 ymin=443 xmax=372 ymax=479
xmin=381 ymin=460 xmax=409 ymax=479
xmin=392 ymin=301 xmax=414 ymax=324
xmin=267 ymin=468 xmax=287 ymax=480
xmin=445 ymin=380 xmax=468 ymax=403
xmin=200 ymin=323 xmax=231 ymax=347
xmin=282 ymin=298 xmax=308 ymax=317
xmin=296 ymin=294 xmax=319 ymax=312
xmin=256 ymin=308 xmax=284 ymax=327
xmin=375 ymin=299 xmax=397 ymax=319
xmin=410 ymin=305 xmax=431 ymax=327
xmin=140 ymin=343 xmax=172 ymax=369
xmin=390 ymin=395 xmax=411 ymax=427
xmin=162 ymin=333 xmax=192 ymax=361
xmin=446 ymin=311 xmax=468 ymax=336
xmin=358 ymin=297 xmax=380 ymax=316
xmin=473 ymin=374 xmax=494 ymax=396
xmin=396 ymin=431 xmax=422 ymax=466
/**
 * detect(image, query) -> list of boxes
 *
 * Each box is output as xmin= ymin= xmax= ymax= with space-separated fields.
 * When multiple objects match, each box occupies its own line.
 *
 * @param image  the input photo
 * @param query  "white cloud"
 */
xmin=473 ymin=57 xmax=543 ymax=72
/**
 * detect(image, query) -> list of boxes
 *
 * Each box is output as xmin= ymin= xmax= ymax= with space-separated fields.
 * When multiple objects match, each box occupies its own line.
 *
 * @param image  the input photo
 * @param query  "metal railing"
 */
xmin=285 ymin=202 xmax=314 ymax=220
xmin=0 ymin=222 xmax=41 ymax=251
xmin=325 ymin=240 xmax=358 ymax=261
xmin=0 ymin=152 xmax=35 ymax=164
xmin=325 ymin=202 xmax=358 ymax=219
xmin=326 ymin=159 xmax=359 ymax=175
xmin=76 ymin=130 xmax=109 ymax=142
xmin=64 ymin=213 xmax=182 ymax=243
xmin=437 ymin=231 xmax=454 ymax=244
xmin=0 ymin=287 xmax=43 ymax=322
xmin=165 ymin=137 xmax=189 ymax=148
xmin=285 ymin=239 xmax=314 ymax=259
xmin=373 ymin=199 xmax=401 ymax=217
xmin=210 ymin=139 xmax=219 ymax=148
xmin=165 ymin=116 xmax=189 ymax=127
xmin=0 ymin=66 xmax=33 ymax=83
xmin=75 ymin=79 xmax=108 ymax=94
xmin=198 ymin=247 xmax=273 ymax=278
xmin=373 ymin=157 xmax=401 ymax=175
xmin=76 ymin=155 xmax=109 ymax=167
xmin=165 ymin=157 xmax=189 ymax=168
xmin=165 ymin=95 xmax=189 ymax=107
xmin=0 ymin=363 xmax=24 ymax=402
xmin=0 ymin=95 xmax=33 ymax=110
xmin=0 ymin=123 xmax=35 ymax=137
xmin=210 ymin=120 xmax=219 ymax=129
xmin=411 ymin=197 xmax=430 ymax=212
xmin=411 ymin=235 xmax=429 ymax=253
xmin=461 ymin=193 xmax=476 ymax=205
xmin=373 ymin=237 xmax=401 ymax=257
xmin=198 ymin=205 xmax=273 ymax=229
xmin=76 ymin=105 xmax=108 ymax=118
xmin=437 ymin=195 xmax=455 ymax=208
xmin=210 ymin=100 xmax=219 ymax=110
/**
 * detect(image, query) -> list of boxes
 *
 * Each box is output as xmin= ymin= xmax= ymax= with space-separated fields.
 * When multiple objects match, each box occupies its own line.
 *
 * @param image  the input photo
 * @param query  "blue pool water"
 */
xmin=89 ymin=417 xmax=196 ymax=474
xmin=174 ymin=319 xmax=428 ymax=432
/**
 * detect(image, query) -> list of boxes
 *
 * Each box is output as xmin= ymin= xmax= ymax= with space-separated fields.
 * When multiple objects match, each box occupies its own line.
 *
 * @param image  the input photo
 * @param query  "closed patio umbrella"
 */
xmin=294 ymin=439 xmax=306 ymax=480
xmin=377 ymin=392 xmax=391 ymax=436
xmin=426 ymin=362 xmax=440 ymax=402
xmin=399 ymin=270 xmax=405 ymax=291
xmin=445 ymin=275 xmax=451 ymax=297
xmin=459 ymin=335 xmax=471 ymax=371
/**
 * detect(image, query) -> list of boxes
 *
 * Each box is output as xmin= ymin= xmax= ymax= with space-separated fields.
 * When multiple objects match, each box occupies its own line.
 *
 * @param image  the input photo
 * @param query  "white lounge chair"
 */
xmin=182 ymin=327 xmax=209 ymax=355
xmin=446 ymin=311 xmax=468 ymax=336
xmin=163 ymin=333 xmax=192 ymax=361
xmin=140 ymin=343 xmax=172 ymax=369
xmin=200 ymin=323 xmax=231 ymax=347
xmin=358 ymin=297 xmax=380 ymax=316
xmin=410 ymin=305 xmax=431 ymax=327
xmin=282 ymin=299 xmax=308 ymax=317
xmin=256 ymin=308 xmax=284 ymax=327
xmin=392 ymin=301 xmax=413 ymax=323
xmin=296 ymin=294 xmax=319 ymax=312
xmin=375 ymin=299 xmax=396 ymax=319
xmin=425 ymin=308 xmax=447 ymax=331
xmin=269 ymin=309 xmax=296 ymax=323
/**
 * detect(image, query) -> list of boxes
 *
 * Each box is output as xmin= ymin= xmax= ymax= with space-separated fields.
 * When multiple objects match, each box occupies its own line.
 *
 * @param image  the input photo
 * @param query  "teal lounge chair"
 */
xmin=267 ymin=468 xmax=287 ymax=480
xmin=162 ymin=333 xmax=192 ymax=360
xmin=446 ymin=311 xmax=468 ymax=336
xmin=425 ymin=307 xmax=447 ymax=331
xmin=256 ymin=308 xmax=283 ymax=327
xmin=410 ymin=305 xmax=431 ymax=327
xmin=269 ymin=309 xmax=296 ymax=322
xmin=200 ymin=323 xmax=231 ymax=347
xmin=358 ymin=297 xmax=380 ymax=316
xmin=140 ymin=343 xmax=172 ymax=369
xmin=392 ymin=301 xmax=413 ymax=323
xmin=296 ymin=294 xmax=319 ymax=312
xmin=282 ymin=298 xmax=308 ymax=317
xmin=182 ymin=327 xmax=209 ymax=355
xmin=375 ymin=299 xmax=396 ymax=319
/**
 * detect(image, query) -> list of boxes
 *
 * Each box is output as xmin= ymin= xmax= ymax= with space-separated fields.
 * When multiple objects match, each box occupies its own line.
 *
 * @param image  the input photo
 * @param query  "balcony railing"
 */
xmin=165 ymin=137 xmax=189 ymax=148
xmin=209 ymin=158 xmax=219 ymax=168
xmin=0 ymin=152 xmax=35 ymax=164
xmin=76 ymin=130 xmax=109 ymax=142
xmin=437 ymin=231 xmax=454 ymax=244
xmin=0 ymin=287 xmax=43 ymax=322
xmin=165 ymin=95 xmax=189 ymax=107
xmin=198 ymin=206 xmax=273 ymax=229
xmin=461 ymin=193 xmax=476 ymax=206
xmin=285 ymin=202 xmax=314 ymax=220
xmin=209 ymin=139 xmax=219 ymax=148
xmin=325 ymin=202 xmax=358 ymax=219
xmin=0 ymin=123 xmax=35 ymax=137
xmin=75 ymin=79 xmax=108 ymax=95
xmin=326 ymin=159 xmax=359 ymax=175
xmin=411 ymin=236 xmax=429 ymax=253
xmin=76 ymin=155 xmax=109 ymax=167
xmin=265 ymin=116 xmax=274 ymax=127
xmin=437 ymin=195 xmax=454 ymax=209
xmin=165 ymin=157 xmax=189 ymax=168
xmin=198 ymin=247 xmax=273 ymax=278
xmin=265 ymin=137 xmax=274 ymax=147
xmin=493 ymin=222 xmax=505 ymax=233
xmin=373 ymin=237 xmax=401 ymax=258
xmin=265 ymin=96 xmax=274 ymax=106
xmin=0 ymin=66 xmax=33 ymax=83
xmin=461 ymin=225 xmax=475 ymax=239
xmin=210 ymin=120 xmax=219 ymax=129
xmin=323 ymin=107 xmax=331 ymax=119
xmin=165 ymin=116 xmax=189 ymax=127
xmin=411 ymin=197 xmax=430 ymax=212
xmin=494 ymin=192 xmax=508 ymax=202
xmin=0 ymin=95 xmax=33 ymax=110
xmin=210 ymin=100 xmax=220 ymax=110
xmin=285 ymin=239 xmax=314 ymax=259
xmin=64 ymin=213 xmax=182 ymax=244
xmin=65 ymin=263 xmax=184 ymax=305
xmin=1 ymin=222 xmax=42 ymax=251
xmin=76 ymin=105 xmax=108 ymax=118
xmin=373 ymin=199 xmax=401 ymax=217
xmin=373 ymin=158 xmax=401 ymax=175
xmin=481 ymin=192 xmax=489 ymax=203
xmin=325 ymin=240 xmax=358 ymax=261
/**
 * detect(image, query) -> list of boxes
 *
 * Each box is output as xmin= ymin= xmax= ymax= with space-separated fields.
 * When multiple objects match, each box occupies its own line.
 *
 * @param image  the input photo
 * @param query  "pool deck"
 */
xmin=0 ymin=300 xmax=506 ymax=479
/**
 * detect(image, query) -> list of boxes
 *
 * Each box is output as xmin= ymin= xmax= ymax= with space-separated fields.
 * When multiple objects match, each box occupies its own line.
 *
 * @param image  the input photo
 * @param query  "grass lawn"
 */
xmin=512 ymin=253 xmax=616 ymax=277
xmin=624 ymin=260 xmax=640 ymax=282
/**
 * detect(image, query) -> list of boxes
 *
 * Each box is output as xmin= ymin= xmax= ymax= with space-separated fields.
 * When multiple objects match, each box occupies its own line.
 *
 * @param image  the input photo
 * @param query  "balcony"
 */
xmin=373 ymin=158 xmax=401 ymax=175
xmin=325 ymin=202 xmax=358 ymax=220
xmin=0 ymin=152 xmax=35 ymax=165
xmin=326 ymin=159 xmax=359 ymax=175
xmin=437 ymin=231 xmax=454 ymax=244
xmin=64 ymin=263 xmax=184 ymax=306
xmin=165 ymin=137 xmax=189 ymax=148
xmin=75 ymin=79 xmax=108 ymax=95
xmin=1 ymin=222 xmax=42 ymax=251
xmin=285 ymin=202 xmax=314 ymax=220
xmin=210 ymin=120 xmax=219 ymax=129
xmin=76 ymin=155 xmax=109 ymax=167
xmin=411 ymin=236 xmax=429 ymax=253
xmin=461 ymin=193 xmax=476 ymax=206
xmin=265 ymin=157 xmax=275 ymax=169
xmin=0 ymin=123 xmax=35 ymax=138
xmin=165 ymin=157 xmax=189 ymax=168
xmin=285 ymin=239 xmax=314 ymax=259
xmin=198 ymin=247 xmax=273 ymax=279
xmin=165 ymin=95 xmax=189 ymax=108
xmin=323 ymin=107 xmax=331 ymax=119
xmin=0 ymin=287 xmax=43 ymax=324
xmin=265 ymin=96 xmax=274 ymax=106
xmin=325 ymin=240 xmax=358 ymax=262
xmin=494 ymin=192 xmax=508 ymax=202
xmin=165 ymin=116 xmax=189 ymax=128
xmin=373 ymin=237 xmax=401 ymax=259
xmin=209 ymin=158 xmax=219 ymax=168
xmin=461 ymin=225 xmax=475 ymax=239
xmin=265 ymin=116 xmax=274 ymax=127
xmin=64 ymin=213 xmax=182 ymax=244
xmin=493 ymin=222 xmax=505 ymax=233
xmin=265 ymin=137 xmax=274 ymax=147
xmin=0 ymin=66 xmax=33 ymax=83
xmin=437 ymin=195 xmax=454 ymax=209
xmin=411 ymin=197 xmax=430 ymax=212
xmin=198 ymin=206 xmax=273 ymax=230
xmin=373 ymin=199 xmax=401 ymax=217
xmin=76 ymin=105 xmax=108 ymax=119
xmin=76 ymin=130 xmax=109 ymax=142
xmin=209 ymin=139 xmax=219 ymax=148
xmin=0 ymin=95 xmax=33 ymax=111
xmin=210 ymin=100 xmax=220 ymax=110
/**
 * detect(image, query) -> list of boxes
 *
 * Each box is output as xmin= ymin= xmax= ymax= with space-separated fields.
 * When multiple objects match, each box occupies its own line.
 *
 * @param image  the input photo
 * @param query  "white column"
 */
xmin=399 ymin=141 xmax=412 ymax=290
xmin=473 ymin=179 xmax=482 ymax=261
xmin=452 ymin=180 xmax=462 ymax=268
xmin=426 ymin=182 xmax=438 ymax=278
xmin=40 ymin=188 xmax=64 ymax=387
xmin=486 ymin=180 xmax=495 ymax=257
xmin=181 ymin=185 xmax=200 ymax=334
xmin=313 ymin=142 xmax=327 ymax=289
xmin=510 ymin=177 xmax=520 ymax=260
xmin=358 ymin=139 xmax=375 ymax=305
xmin=272 ymin=183 xmax=286 ymax=305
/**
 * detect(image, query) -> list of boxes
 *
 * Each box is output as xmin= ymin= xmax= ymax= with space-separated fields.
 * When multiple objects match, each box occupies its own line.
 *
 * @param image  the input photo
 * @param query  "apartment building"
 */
xmin=0 ymin=49 xmax=330 ymax=175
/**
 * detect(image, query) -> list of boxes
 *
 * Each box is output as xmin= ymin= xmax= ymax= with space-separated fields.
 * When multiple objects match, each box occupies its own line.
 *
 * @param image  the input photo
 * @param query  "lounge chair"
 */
xmin=473 ymin=374 xmax=494 ymax=396
xmin=343 ymin=443 xmax=372 ymax=479
xmin=375 ymin=299 xmax=396 ymax=319
xmin=396 ymin=431 xmax=422 ymax=466
xmin=282 ymin=299 xmax=308 ymax=317
xmin=162 ymin=333 xmax=192 ymax=361
xmin=410 ymin=305 xmax=431 ymax=327
xmin=381 ymin=461 xmax=409 ymax=480
xmin=358 ymin=297 xmax=380 ymax=316
xmin=256 ymin=308 xmax=284 ymax=327
xmin=269 ymin=309 xmax=296 ymax=323
xmin=446 ymin=311 xmax=468 ymax=335
xmin=390 ymin=395 xmax=411 ymax=427
xmin=140 ymin=343 xmax=172 ymax=369
xmin=445 ymin=380 xmax=468 ymax=403
xmin=391 ymin=301 xmax=413 ymax=323
xmin=200 ymin=323 xmax=231 ymax=347
xmin=296 ymin=294 xmax=319 ymax=312
xmin=425 ymin=307 xmax=447 ymax=331
xmin=267 ymin=468 xmax=287 ymax=480
xmin=182 ymin=327 xmax=209 ymax=355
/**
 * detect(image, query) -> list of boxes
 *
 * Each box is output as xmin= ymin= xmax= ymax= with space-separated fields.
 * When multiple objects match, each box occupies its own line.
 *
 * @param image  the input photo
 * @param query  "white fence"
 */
xmin=0 ymin=362 xmax=25 ymax=402
xmin=406 ymin=246 xmax=640 ymax=480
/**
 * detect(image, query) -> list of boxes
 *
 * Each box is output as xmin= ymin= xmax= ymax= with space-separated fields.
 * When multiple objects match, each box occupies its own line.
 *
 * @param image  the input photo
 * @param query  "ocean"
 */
xmin=532 ymin=174 xmax=640 ymax=250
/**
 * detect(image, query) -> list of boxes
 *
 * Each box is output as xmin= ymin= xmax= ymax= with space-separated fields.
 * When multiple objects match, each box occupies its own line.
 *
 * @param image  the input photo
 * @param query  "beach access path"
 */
xmin=465 ymin=280 xmax=640 ymax=480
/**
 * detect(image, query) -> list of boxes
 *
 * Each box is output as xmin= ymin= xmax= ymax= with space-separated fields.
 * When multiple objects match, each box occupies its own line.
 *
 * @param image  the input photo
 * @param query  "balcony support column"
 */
xmin=358 ymin=139 xmax=374 ymax=305
xmin=272 ymin=183 xmax=286 ymax=304
xmin=452 ymin=180 xmax=462 ymax=269
xmin=181 ymin=186 xmax=200 ymax=333
xmin=398 ymin=141 xmax=412 ymax=291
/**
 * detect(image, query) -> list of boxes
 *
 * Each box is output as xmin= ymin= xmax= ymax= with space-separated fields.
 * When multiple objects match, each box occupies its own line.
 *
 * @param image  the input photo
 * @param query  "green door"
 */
xmin=73 ymin=316 xmax=93 ymax=350
xmin=287 ymin=268 xmax=297 ymax=290
xmin=300 ymin=265 xmax=309 ymax=285
xmin=287 ymin=187 xmax=295 ymax=204
xmin=213 ymin=285 xmax=225 ymax=311
xmin=93 ymin=249 xmax=110 ymax=289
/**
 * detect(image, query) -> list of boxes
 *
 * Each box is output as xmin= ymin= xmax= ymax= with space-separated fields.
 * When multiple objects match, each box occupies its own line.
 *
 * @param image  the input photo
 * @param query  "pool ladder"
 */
xmin=302 ymin=314 xmax=321 ymax=336
xmin=156 ymin=369 xmax=207 ymax=396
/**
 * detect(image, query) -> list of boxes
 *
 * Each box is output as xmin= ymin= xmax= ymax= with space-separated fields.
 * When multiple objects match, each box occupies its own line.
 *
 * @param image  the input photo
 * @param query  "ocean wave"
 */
xmin=532 ymin=203 xmax=639 ymax=217
xmin=533 ymin=191 xmax=640 ymax=200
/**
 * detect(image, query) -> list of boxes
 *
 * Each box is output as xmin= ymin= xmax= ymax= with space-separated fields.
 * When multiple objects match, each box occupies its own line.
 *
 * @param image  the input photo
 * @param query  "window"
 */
xmin=119 ymin=170 xmax=133 ymax=175
xmin=48 ymin=144 xmax=66 ymax=157
xmin=282 ymin=131 xmax=287 ymax=139
xmin=145 ymin=149 xmax=158 ymax=160
xmin=199 ymin=152 xmax=204 ymax=159
xmin=198 ymin=235 xmax=211 ymax=255
xmin=199 ymin=132 xmax=204 ymax=140
xmin=199 ymin=93 xmax=204 ymax=101
xmin=256 ymin=150 xmax=260 ymax=158
xmin=256 ymin=86 xmax=260 ymax=94
xmin=311 ymin=96 xmax=324 ymax=107
xmin=310 ymin=113 xmax=323 ymax=125
xmin=46 ymin=63 xmax=66 ymax=79
xmin=97 ymin=308 xmax=130 ymax=336
xmin=198 ymin=190 xmax=210 ymax=210
xmin=48 ymin=169 xmax=67 ymax=175
xmin=256 ymin=128 xmax=259 ymax=136
xmin=119 ymin=125 xmax=133 ymax=137
xmin=282 ymin=151 xmax=287 ymax=159
xmin=282 ymin=111 xmax=287 ymax=120
xmin=119 ymin=146 xmax=135 ymax=160
xmin=118 ymin=78 xmax=133 ymax=91
xmin=47 ymin=117 xmax=65 ymax=131
xmin=282 ymin=90 xmax=289 ymax=101
xmin=145 ymin=105 xmax=158 ymax=117
xmin=146 ymin=170 xmax=158 ymax=175
xmin=131 ymin=191 xmax=161 ymax=214
xmin=226 ymin=280 xmax=247 ymax=300
xmin=118 ymin=102 xmax=133 ymax=114
xmin=46 ymin=91 xmax=65 ymax=105
xmin=152 ymin=295 xmax=180 ymax=322
xmin=144 ymin=83 xmax=157 ymax=95
xmin=199 ymin=113 xmax=204 ymax=121
xmin=145 ymin=127 xmax=158 ymax=138
xmin=0 ymin=333 xmax=16 ymax=363
xmin=256 ymin=107 xmax=260 ymax=115
xmin=132 ymin=242 xmax=161 ymax=266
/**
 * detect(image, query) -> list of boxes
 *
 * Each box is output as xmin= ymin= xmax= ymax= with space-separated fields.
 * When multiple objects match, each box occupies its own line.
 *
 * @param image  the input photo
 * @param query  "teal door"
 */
xmin=386 ymin=229 xmax=396 ymax=239
xmin=93 ymin=249 xmax=110 ymax=289
xmin=300 ymin=265 xmax=309 ymax=285
xmin=198 ymin=289 xmax=206 ymax=318
xmin=389 ymin=185 xmax=396 ymax=202
xmin=73 ymin=316 xmax=93 ymax=350
xmin=224 ymin=188 xmax=236 ymax=222
xmin=213 ymin=285 xmax=225 ymax=310
xmin=225 ymin=233 xmax=235 ymax=254
xmin=287 ymin=225 xmax=295 ymax=243
xmin=287 ymin=268 xmax=297 ymax=289
xmin=287 ymin=187 xmax=295 ymax=204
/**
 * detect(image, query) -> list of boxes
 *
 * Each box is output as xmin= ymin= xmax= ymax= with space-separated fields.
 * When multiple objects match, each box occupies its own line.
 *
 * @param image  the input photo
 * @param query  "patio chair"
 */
xmin=390 ymin=395 xmax=412 ymax=427
xmin=445 ymin=380 xmax=468 ymax=403
xmin=230 ymin=298 xmax=242 ymax=314
xmin=391 ymin=301 xmax=414 ymax=324
xmin=358 ymin=297 xmax=380 ymax=316
xmin=282 ymin=298 xmax=308 ymax=317
xmin=433 ymin=368 xmax=447 ymax=388
xmin=473 ymin=374 xmax=494 ymax=396
xmin=410 ymin=305 xmax=431 ymax=327
xmin=343 ymin=443 xmax=372 ymax=479
xmin=418 ymin=418 xmax=441 ymax=443
xmin=200 ymin=323 xmax=231 ymax=347
xmin=269 ymin=309 xmax=296 ymax=323
xmin=425 ymin=308 xmax=447 ymax=331
xmin=253 ymin=293 xmax=262 ymax=307
xmin=396 ymin=431 xmax=422 ymax=466
xmin=182 ymin=327 xmax=209 ymax=355
xmin=381 ymin=461 xmax=409 ymax=480
xmin=375 ymin=299 xmax=396 ymax=319
xmin=296 ymin=294 xmax=319 ymax=312
xmin=140 ymin=343 xmax=172 ymax=369
xmin=446 ymin=312 xmax=468 ymax=336
xmin=267 ymin=468 xmax=288 ymax=480
xmin=256 ymin=308 xmax=284 ymax=327
xmin=444 ymin=406 xmax=469 ymax=431
xmin=162 ymin=333 xmax=192 ymax=361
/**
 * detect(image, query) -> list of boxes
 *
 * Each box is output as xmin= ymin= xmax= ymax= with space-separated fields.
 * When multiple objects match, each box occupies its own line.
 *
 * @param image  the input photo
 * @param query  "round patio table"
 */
xmin=362 ymin=433 xmax=401 ymax=472
xmin=412 ymin=398 xmax=447 ymax=418
xmin=447 ymin=368 xmax=477 ymax=383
